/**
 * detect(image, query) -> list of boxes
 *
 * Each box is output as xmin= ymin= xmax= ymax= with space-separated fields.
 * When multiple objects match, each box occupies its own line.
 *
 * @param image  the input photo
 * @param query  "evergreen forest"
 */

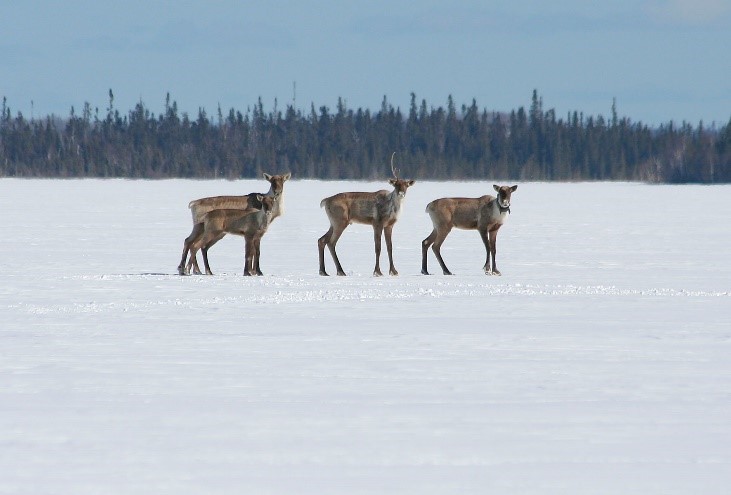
xmin=1 ymin=90 xmax=729 ymax=183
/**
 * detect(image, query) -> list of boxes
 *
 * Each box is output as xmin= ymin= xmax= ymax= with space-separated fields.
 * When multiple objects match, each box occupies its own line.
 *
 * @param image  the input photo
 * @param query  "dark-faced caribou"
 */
xmin=421 ymin=184 xmax=518 ymax=276
xmin=180 ymin=172 xmax=290 ymax=275
xmin=318 ymin=155 xmax=414 ymax=276
xmin=178 ymin=195 xmax=277 ymax=276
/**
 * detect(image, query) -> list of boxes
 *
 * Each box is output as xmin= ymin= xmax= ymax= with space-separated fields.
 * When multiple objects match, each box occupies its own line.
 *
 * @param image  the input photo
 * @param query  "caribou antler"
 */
xmin=390 ymin=152 xmax=400 ymax=179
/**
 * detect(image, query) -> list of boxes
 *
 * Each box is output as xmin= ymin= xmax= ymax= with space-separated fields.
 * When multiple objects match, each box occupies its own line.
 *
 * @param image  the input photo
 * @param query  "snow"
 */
xmin=1 ymin=178 xmax=730 ymax=494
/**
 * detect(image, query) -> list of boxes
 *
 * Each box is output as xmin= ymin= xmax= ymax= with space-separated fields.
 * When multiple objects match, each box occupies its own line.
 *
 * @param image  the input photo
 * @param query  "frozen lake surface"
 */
xmin=1 ymin=178 xmax=730 ymax=494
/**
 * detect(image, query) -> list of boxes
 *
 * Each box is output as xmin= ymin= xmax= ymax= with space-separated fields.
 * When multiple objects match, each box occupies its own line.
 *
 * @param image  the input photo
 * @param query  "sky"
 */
xmin=1 ymin=0 xmax=730 ymax=127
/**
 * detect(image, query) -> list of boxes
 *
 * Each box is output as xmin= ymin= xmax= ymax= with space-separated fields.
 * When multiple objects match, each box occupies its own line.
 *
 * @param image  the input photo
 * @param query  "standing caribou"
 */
xmin=422 ymin=184 xmax=518 ymax=276
xmin=318 ymin=156 xmax=414 ymax=276
xmin=179 ymin=172 xmax=290 ymax=275
xmin=178 ymin=195 xmax=277 ymax=276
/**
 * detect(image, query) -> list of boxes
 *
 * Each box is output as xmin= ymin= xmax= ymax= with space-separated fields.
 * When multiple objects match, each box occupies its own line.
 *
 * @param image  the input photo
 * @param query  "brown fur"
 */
xmin=422 ymin=184 xmax=517 ymax=275
xmin=318 ymin=178 xmax=415 ymax=276
xmin=178 ymin=195 xmax=276 ymax=276
xmin=182 ymin=172 xmax=290 ymax=274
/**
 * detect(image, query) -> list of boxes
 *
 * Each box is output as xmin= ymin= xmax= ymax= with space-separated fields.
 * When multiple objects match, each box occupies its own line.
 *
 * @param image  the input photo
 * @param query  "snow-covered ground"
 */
xmin=1 ymin=178 xmax=729 ymax=494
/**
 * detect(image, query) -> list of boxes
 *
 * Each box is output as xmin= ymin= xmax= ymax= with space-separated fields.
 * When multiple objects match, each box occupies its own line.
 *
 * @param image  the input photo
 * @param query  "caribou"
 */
xmin=421 ymin=184 xmax=518 ymax=276
xmin=318 ymin=155 xmax=414 ymax=276
xmin=180 ymin=172 xmax=290 ymax=275
xmin=178 ymin=195 xmax=277 ymax=276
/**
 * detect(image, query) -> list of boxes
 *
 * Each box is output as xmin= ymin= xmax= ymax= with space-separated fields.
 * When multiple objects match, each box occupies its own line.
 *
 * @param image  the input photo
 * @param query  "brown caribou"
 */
xmin=318 ymin=155 xmax=414 ymax=276
xmin=180 ymin=172 xmax=290 ymax=275
xmin=422 ymin=184 xmax=518 ymax=276
xmin=178 ymin=195 xmax=277 ymax=276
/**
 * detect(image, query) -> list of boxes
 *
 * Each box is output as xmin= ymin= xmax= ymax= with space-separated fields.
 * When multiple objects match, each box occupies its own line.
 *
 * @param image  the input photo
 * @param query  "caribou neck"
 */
xmin=389 ymin=189 xmax=405 ymax=208
xmin=265 ymin=186 xmax=284 ymax=216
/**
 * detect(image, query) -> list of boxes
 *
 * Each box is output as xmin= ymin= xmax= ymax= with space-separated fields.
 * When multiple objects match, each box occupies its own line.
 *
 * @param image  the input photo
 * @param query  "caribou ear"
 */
xmin=511 ymin=185 xmax=518 ymax=192
xmin=283 ymin=172 xmax=291 ymax=181
xmin=408 ymin=180 xmax=415 ymax=186
xmin=388 ymin=178 xmax=397 ymax=186
xmin=263 ymin=173 xmax=272 ymax=181
xmin=493 ymin=184 xmax=500 ymax=192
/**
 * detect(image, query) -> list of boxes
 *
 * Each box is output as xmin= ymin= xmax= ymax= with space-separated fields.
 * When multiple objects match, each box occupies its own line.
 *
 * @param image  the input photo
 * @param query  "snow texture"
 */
xmin=1 ymin=179 xmax=730 ymax=494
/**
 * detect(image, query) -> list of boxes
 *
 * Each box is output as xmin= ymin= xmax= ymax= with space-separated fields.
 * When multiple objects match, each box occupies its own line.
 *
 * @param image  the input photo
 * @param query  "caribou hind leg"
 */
xmin=318 ymin=227 xmax=333 ymax=276
xmin=421 ymin=229 xmax=437 ymax=275
xmin=327 ymin=225 xmax=347 ymax=276
xmin=179 ymin=223 xmax=204 ymax=275
xmin=318 ymin=224 xmax=347 ymax=276
xmin=431 ymin=230 xmax=454 ymax=275
xmin=200 ymin=234 xmax=225 ymax=275
xmin=423 ymin=224 xmax=453 ymax=275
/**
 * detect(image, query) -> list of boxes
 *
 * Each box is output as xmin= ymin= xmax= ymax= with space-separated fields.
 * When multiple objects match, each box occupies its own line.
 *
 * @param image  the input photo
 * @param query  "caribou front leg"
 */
xmin=243 ymin=238 xmax=256 ymax=276
xmin=373 ymin=225 xmax=384 ymax=277
xmin=487 ymin=228 xmax=501 ymax=275
xmin=480 ymin=228 xmax=492 ymax=274
xmin=253 ymin=236 xmax=264 ymax=276
xmin=384 ymin=224 xmax=398 ymax=275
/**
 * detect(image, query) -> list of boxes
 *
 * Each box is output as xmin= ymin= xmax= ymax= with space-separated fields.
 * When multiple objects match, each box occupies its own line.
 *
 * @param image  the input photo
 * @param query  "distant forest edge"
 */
xmin=1 ymin=90 xmax=729 ymax=183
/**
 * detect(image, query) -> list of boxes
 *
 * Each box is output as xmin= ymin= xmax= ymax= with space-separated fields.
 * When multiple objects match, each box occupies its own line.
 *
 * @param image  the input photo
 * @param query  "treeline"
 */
xmin=1 ymin=90 xmax=729 ymax=182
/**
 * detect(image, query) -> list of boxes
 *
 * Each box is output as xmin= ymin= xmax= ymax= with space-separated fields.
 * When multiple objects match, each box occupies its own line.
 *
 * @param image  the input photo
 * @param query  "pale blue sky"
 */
xmin=2 ymin=1 xmax=730 ymax=126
